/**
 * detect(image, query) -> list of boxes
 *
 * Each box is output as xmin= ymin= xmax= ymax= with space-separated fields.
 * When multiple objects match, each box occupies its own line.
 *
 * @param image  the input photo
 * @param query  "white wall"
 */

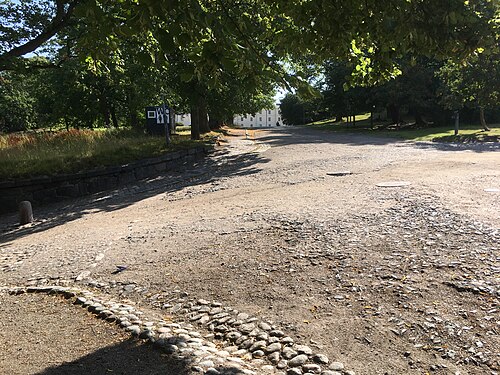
xmin=234 ymin=107 xmax=283 ymax=128
xmin=174 ymin=106 xmax=283 ymax=128
xmin=175 ymin=113 xmax=191 ymax=126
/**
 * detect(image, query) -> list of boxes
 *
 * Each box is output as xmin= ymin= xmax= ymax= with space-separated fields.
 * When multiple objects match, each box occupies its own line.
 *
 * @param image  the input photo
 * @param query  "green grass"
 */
xmin=308 ymin=114 xmax=500 ymax=142
xmin=174 ymin=125 xmax=192 ymax=136
xmin=0 ymin=128 xmax=208 ymax=180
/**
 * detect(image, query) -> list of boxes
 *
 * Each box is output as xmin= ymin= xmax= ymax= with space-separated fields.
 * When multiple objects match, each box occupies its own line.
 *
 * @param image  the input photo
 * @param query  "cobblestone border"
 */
xmin=3 ymin=284 xmax=355 ymax=375
xmin=0 ymin=146 xmax=208 ymax=214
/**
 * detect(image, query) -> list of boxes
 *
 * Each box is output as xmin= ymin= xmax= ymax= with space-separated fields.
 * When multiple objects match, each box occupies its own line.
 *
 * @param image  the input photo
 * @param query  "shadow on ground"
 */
xmin=257 ymin=126 xmax=500 ymax=152
xmin=2 ymin=126 xmax=498 ymax=243
xmin=0 ymin=149 xmax=269 ymax=243
xmin=36 ymin=339 xmax=191 ymax=375
xmin=35 ymin=338 xmax=249 ymax=375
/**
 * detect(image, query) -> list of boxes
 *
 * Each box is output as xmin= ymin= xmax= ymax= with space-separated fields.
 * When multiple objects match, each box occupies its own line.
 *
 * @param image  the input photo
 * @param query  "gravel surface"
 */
xmin=0 ymin=126 xmax=499 ymax=375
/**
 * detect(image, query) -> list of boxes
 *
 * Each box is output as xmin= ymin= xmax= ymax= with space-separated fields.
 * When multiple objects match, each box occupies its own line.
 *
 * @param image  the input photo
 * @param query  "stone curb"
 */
xmin=3 ymin=284 xmax=355 ymax=375
xmin=0 ymin=145 xmax=210 ymax=214
xmin=158 ymin=296 xmax=354 ymax=375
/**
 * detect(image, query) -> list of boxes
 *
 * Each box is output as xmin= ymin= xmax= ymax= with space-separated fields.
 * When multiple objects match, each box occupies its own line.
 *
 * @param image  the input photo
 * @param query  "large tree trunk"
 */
xmin=479 ymin=107 xmax=490 ymax=131
xmin=454 ymin=110 xmax=460 ymax=136
xmin=110 ymin=105 xmax=118 ymax=128
xmin=199 ymin=97 xmax=210 ymax=134
xmin=130 ymin=111 xmax=139 ymax=129
xmin=387 ymin=104 xmax=400 ymax=125
xmin=415 ymin=111 xmax=427 ymax=127
xmin=102 ymin=110 xmax=111 ymax=128
xmin=170 ymin=108 xmax=176 ymax=134
xmin=190 ymin=104 xmax=200 ymax=140
xmin=99 ymin=94 xmax=111 ymax=128
xmin=208 ymin=116 xmax=223 ymax=130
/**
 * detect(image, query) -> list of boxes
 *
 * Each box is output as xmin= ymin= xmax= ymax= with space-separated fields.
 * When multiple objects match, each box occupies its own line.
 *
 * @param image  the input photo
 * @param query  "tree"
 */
xmin=278 ymin=0 xmax=496 ymax=81
xmin=279 ymin=94 xmax=307 ymax=125
xmin=438 ymin=49 xmax=500 ymax=131
xmin=1 ymin=0 xmax=498 ymax=137
xmin=0 ymin=71 xmax=36 ymax=132
xmin=0 ymin=0 xmax=80 ymax=70
xmin=319 ymin=61 xmax=371 ymax=123
xmin=369 ymin=58 xmax=445 ymax=126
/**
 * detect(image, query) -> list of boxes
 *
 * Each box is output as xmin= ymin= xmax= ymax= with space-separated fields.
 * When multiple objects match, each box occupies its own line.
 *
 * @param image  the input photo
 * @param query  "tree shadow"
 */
xmin=36 ymin=339 xmax=191 ymax=375
xmin=36 ymin=337 xmax=249 ymax=375
xmin=412 ymin=140 xmax=500 ymax=152
xmin=2 ymin=126 xmax=497 ymax=243
xmin=0 ymin=149 xmax=270 ymax=243
xmin=256 ymin=126 xmax=500 ymax=152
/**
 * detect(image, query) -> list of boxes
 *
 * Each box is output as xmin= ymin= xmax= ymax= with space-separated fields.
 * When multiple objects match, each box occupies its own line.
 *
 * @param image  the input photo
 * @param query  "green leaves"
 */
xmin=156 ymin=29 xmax=176 ymax=53
xmin=438 ymin=47 xmax=500 ymax=110
xmin=179 ymin=65 xmax=196 ymax=82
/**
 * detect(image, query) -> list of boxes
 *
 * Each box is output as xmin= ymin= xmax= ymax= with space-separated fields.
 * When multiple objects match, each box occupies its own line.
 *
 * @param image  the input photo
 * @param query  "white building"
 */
xmin=174 ymin=106 xmax=283 ymax=128
xmin=175 ymin=113 xmax=191 ymax=126
xmin=234 ymin=107 xmax=283 ymax=128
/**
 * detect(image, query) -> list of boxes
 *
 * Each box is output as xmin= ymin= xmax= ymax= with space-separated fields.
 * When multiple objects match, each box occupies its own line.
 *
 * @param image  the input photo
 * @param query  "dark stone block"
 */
xmin=154 ymin=162 xmax=167 ymax=172
xmin=105 ymin=166 xmax=122 ymax=174
xmin=56 ymin=184 xmax=80 ymax=197
xmin=77 ymin=182 xmax=88 ymax=195
xmin=170 ymin=151 xmax=181 ymax=160
xmin=87 ymin=178 xmax=104 ymax=194
xmin=134 ymin=168 xmax=146 ymax=180
xmin=0 ymin=194 xmax=21 ymax=214
xmin=33 ymin=188 xmax=57 ymax=203
xmin=24 ymin=175 xmax=51 ymax=186
xmin=0 ymin=180 xmax=18 ymax=189
xmin=165 ymin=161 xmax=178 ymax=171
xmin=103 ymin=176 xmax=118 ymax=189
xmin=118 ymin=171 xmax=136 ymax=186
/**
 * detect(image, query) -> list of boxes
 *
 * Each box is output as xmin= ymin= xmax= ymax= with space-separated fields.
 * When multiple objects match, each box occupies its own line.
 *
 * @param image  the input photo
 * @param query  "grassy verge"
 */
xmin=308 ymin=115 xmax=500 ymax=142
xmin=0 ymin=128 xmax=209 ymax=180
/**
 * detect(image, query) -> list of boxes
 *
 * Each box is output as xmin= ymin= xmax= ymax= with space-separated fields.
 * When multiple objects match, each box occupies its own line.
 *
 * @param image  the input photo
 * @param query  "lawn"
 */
xmin=0 ymin=128 xmax=207 ymax=180
xmin=308 ymin=115 xmax=500 ymax=142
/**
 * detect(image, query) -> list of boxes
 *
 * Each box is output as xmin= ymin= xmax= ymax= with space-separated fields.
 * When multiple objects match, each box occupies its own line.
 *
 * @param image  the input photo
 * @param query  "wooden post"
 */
xmin=19 ymin=201 xmax=33 ymax=225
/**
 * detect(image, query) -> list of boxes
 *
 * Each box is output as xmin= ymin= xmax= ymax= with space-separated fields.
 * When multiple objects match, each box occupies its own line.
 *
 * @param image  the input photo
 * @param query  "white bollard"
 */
xmin=19 ymin=201 xmax=33 ymax=225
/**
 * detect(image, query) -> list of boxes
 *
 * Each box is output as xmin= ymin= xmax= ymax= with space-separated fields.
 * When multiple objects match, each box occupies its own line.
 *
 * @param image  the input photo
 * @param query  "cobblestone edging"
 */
xmin=4 ymin=285 xmax=354 ymax=375
xmin=0 ymin=146 xmax=208 ymax=214
xmin=158 ymin=295 xmax=354 ymax=375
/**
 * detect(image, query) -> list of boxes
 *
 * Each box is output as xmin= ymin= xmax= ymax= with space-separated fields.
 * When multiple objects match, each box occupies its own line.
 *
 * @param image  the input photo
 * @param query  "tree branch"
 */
xmin=0 ymin=0 xmax=79 ymax=59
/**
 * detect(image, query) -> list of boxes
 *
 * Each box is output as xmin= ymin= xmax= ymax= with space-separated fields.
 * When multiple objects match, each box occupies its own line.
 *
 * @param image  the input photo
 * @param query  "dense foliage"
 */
xmin=279 ymin=53 xmax=499 ymax=128
xmin=1 ymin=0 xmax=499 ymax=135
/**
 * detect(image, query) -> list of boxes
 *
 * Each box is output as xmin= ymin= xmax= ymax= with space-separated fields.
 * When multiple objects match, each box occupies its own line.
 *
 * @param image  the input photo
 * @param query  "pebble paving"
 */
xmin=0 ymin=129 xmax=499 ymax=374
xmin=2 ymin=285 xmax=354 ymax=375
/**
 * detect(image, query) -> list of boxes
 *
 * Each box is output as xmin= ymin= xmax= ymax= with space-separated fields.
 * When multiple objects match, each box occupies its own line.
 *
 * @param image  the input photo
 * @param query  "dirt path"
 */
xmin=0 ymin=292 xmax=189 ymax=375
xmin=1 ymin=127 xmax=499 ymax=375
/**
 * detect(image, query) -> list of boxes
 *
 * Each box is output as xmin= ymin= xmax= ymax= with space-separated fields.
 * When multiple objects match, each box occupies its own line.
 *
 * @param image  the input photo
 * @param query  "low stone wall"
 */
xmin=0 ymin=146 xmax=207 ymax=214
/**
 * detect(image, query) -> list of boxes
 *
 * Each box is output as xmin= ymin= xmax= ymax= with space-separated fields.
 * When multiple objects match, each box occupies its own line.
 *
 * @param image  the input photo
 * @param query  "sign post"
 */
xmin=162 ymin=100 xmax=171 ymax=145
xmin=145 ymin=105 xmax=171 ymax=144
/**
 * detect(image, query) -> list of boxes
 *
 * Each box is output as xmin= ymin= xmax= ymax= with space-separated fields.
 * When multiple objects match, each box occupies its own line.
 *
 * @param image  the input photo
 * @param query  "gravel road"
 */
xmin=1 ymin=126 xmax=498 ymax=375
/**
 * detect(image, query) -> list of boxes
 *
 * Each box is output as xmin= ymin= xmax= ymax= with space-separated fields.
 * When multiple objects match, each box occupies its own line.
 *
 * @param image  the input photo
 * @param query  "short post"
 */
xmin=454 ymin=110 xmax=460 ymax=136
xmin=19 ymin=201 xmax=33 ymax=225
